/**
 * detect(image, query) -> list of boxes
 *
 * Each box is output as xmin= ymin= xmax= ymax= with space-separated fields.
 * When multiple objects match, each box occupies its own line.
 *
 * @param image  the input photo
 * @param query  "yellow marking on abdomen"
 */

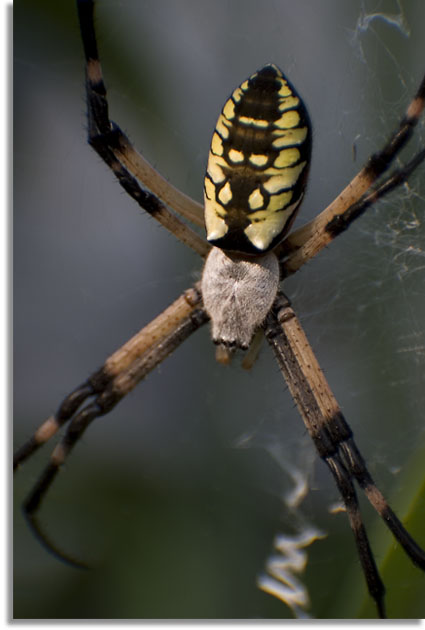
xmin=267 ymin=189 xmax=293 ymax=212
xmin=239 ymin=116 xmax=269 ymax=127
xmin=249 ymin=153 xmax=269 ymax=167
xmin=218 ymin=181 xmax=233 ymax=204
xmin=228 ymin=148 xmax=244 ymax=163
xmin=223 ymin=99 xmax=235 ymax=120
xmin=204 ymin=197 xmax=229 ymax=241
xmin=248 ymin=188 xmax=265 ymax=209
xmin=211 ymin=132 xmax=224 ymax=156
xmin=263 ymin=162 xmax=307 ymax=193
xmin=232 ymin=87 xmax=243 ymax=102
xmin=278 ymin=82 xmax=292 ymax=98
xmin=204 ymin=176 xmax=215 ymax=200
xmin=216 ymin=116 xmax=230 ymax=139
xmin=244 ymin=200 xmax=299 ymax=250
xmin=275 ymin=110 xmax=300 ymax=129
xmin=207 ymin=155 xmax=227 ymax=183
xmin=274 ymin=147 xmax=300 ymax=168
xmin=278 ymin=95 xmax=299 ymax=111
xmin=272 ymin=127 xmax=308 ymax=148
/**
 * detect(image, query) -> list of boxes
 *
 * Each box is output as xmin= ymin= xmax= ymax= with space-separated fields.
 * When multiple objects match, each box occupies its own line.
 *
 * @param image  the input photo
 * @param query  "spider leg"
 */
xmin=13 ymin=383 xmax=93 ymax=471
xmin=15 ymin=285 xmax=208 ymax=565
xmin=290 ymin=311 xmax=425 ymax=571
xmin=22 ymin=401 xmax=103 ymax=569
xmin=325 ymin=147 xmax=425 ymax=239
xmin=265 ymin=293 xmax=425 ymax=618
xmin=76 ymin=0 xmax=208 ymax=256
xmin=278 ymin=72 xmax=425 ymax=276
xmin=324 ymin=454 xmax=386 ymax=619
xmin=340 ymin=438 xmax=425 ymax=571
xmin=14 ymin=285 xmax=205 ymax=470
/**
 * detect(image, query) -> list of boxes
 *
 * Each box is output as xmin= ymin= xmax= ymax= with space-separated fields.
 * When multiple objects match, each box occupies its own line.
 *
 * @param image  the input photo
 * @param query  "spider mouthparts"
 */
xmin=215 ymin=344 xmax=235 ymax=365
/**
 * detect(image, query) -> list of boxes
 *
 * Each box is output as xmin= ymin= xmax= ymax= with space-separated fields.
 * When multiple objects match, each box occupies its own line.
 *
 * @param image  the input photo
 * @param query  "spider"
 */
xmin=14 ymin=0 xmax=425 ymax=619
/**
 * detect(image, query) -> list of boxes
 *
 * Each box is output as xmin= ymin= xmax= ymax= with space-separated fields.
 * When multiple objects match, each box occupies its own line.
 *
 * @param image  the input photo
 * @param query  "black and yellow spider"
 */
xmin=14 ymin=0 xmax=425 ymax=620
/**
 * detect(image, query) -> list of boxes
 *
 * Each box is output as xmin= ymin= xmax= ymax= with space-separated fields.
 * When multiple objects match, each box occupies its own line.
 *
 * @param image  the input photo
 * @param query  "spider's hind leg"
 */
xmin=264 ymin=292 xmax=425 ymax=618
xmin=340 ymin=437 xmax=425 ymax=571
xmin=13 ymin=380 xmax=96 ymax=470
xmin=325 ymin=453 xmax=386 ymax=619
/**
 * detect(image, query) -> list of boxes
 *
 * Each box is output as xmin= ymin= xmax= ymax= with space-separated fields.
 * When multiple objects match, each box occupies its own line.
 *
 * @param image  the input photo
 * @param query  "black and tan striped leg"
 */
xmin=339 ymin=437 xmax=425 ymax=570
xmin=76 ymin=0 xmax=208 ymax=257
xmin=14 ymin=284 xmax=208 ymax=566
xmin=264 ymin=293 xmax=425 ymax=618
xmin=278 ymin=71 xmax=425 ymax=276
xmin=324 ymin=454 xmax=385 ymax=619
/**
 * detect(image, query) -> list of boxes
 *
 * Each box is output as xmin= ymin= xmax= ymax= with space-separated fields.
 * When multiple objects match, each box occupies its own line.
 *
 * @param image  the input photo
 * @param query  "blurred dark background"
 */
xmin=14 ymin=0 xmax=425 ymax=619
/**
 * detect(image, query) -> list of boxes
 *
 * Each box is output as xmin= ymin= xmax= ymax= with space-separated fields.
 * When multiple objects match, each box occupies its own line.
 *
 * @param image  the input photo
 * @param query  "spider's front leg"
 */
xmin=14 ymin=284 xmax=208 ymax=566
xmin=278 ymin=70 xmax=425 ymax=275
xmin=76 ymin=0 xmax=208 ymax=257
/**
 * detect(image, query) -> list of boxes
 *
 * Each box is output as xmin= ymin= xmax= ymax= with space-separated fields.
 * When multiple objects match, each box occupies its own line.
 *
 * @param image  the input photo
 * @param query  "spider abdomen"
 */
xmin=204 ymin=64 xmax=312 ymax=255
xmin=201 ymin=246 xmax=279 ymax=351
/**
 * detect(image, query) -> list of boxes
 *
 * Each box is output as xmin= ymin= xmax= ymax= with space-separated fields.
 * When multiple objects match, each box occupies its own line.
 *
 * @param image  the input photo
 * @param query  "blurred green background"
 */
xmin=14 ymin=0 xmax=425 ymax=619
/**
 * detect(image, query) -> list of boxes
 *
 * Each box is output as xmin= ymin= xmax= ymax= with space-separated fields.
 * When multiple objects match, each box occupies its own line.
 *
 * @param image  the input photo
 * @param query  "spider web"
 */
xmin=13 ymin=0 xmax=425 ymax=620
xmin=278 ymin=3 xmax=425 ymax=617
